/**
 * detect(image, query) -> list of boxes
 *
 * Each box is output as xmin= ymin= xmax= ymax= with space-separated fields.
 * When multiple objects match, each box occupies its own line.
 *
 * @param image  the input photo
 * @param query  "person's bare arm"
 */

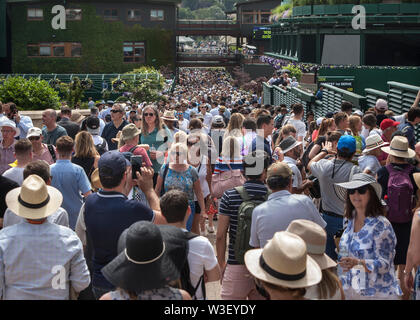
xmin=204 ymin=265 xmax=221 ymax=283
xmin=412 ymin=89 xmax=420 ymax=109
xmin=136 ymin=168 xmax=167 ymax=225
xmin=309 ymin=144 xmax=321 ymax=160
xmin=216 ymin=214 xmax=230 ymax=283
xmin=193 ymin=180 xmax=206 ymax=220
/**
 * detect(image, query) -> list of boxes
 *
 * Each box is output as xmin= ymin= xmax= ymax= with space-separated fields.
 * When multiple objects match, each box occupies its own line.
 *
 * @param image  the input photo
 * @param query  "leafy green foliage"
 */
xmin=11 ymin=4 xmax=174 ymax=73
xmin=108 ymin=67 xmax=165 ymax=103
xmin=55 ymin=77 xmax=93 ymax=108
xmin=0 ymin=76 xmax=60 ymax=110
xmin=283 ymin=64 xmax=303 ymax=81
xmin=293 ymin=0 xmax=414 ymax=5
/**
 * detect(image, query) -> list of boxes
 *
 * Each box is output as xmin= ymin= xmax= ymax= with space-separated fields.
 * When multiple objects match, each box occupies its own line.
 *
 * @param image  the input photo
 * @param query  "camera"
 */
xmin=131 ymin=155 xmax=143 ymax=179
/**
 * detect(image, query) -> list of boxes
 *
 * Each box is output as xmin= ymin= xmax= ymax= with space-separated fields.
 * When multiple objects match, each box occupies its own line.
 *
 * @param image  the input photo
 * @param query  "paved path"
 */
xmin=202 ymin=220 xmax=222 ymax=300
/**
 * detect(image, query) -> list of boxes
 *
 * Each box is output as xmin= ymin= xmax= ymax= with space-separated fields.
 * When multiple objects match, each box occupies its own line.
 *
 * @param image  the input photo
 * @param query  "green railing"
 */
xmin=364 ymin=88 xmax=388 ymax=110
xmin=263 ymin=82 xmax=273 ymax=105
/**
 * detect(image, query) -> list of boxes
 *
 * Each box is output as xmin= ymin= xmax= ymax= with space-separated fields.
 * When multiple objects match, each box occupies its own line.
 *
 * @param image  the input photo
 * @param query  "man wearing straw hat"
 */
xmin=0 ymin=175 xmax=90 ymax=299
xmin=0 ymin=120 xmax=20 ymax=175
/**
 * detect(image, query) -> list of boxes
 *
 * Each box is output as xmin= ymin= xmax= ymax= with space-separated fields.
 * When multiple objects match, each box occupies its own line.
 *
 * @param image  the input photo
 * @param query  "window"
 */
xmin=123 ymin=42 xmax=145 ymax=63
xmin=260 ymin=12 xmax=271 ymax=24
xmin=66 ymin=9 xmax=82 ymax=21
xmin=104 ymin=9 xmax=118 ymax=20
xmin=128 ymin=9 xmax=141 ymax=21
xmin=27 ymin=43 xmax=82 ymax=58
xmin=27 ymin=8 xmax=43 ymax=20
xmin=242 ymin=11 xmax=256 ymax=24
xmin=150 ymin=9 xmax=164 ymax=21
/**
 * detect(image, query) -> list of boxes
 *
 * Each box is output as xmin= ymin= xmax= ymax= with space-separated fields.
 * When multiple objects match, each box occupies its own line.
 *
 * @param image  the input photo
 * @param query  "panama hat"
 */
xmin=245 ymin=231 xmax=322 ymax=289
xmin=286 ymin=220 xmax=336 ymax=270
xmin=334 ymin=173 xmax=383 ymax=204
xmin=362 ymin=134 xmax=389 ymax=154
xmin=279 ymin=136 xmax=302 ymax=154
xmin=102 ymin=221 xmax=180 ymax=293
xmin=6 ymin=174 xmax=62 ymax=219
xmin=161 ymin=110 xmax=177 ymax=122
xmin=1 ymin=119 xmax=20 ymax=138
xmin=381 ymin=136 xmax=416 ymax=159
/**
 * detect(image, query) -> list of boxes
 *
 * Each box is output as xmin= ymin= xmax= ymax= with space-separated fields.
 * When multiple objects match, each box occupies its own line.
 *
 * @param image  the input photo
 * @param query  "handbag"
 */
xmin=211 ymin=161 xmax=246 ymax=199
xmin=307 ymin=175 xmax=321 ymax=199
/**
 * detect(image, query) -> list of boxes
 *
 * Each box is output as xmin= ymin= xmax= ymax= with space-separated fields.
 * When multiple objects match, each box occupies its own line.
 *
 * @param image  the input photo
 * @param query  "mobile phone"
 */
xmin=131 ymin=155 xmax=143 ymax=179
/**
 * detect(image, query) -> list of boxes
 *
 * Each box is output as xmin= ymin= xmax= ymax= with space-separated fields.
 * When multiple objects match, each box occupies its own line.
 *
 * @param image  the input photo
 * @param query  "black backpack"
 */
xmin=158 ymin=225 xmax=206 ymax=300
xmin=301 ymin=140 xmax=315 ymax=170
xmin=95 ymin=138 xmax=107 ymax=156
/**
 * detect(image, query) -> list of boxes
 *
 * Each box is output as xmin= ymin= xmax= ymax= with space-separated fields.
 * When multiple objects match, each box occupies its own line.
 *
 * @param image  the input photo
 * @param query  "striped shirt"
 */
xmin=213 ymin=157 xmax=243 ymax=174
xmin=219 ymin=180 xmax=268 ymax=265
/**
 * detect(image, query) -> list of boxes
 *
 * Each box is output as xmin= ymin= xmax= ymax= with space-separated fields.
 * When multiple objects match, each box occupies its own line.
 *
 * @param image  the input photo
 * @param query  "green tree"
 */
xmin=195 ymin=5 xmax=226 ymax=20
xmin=0 ymin=77 xmax=60 ymax=110
xmin=179 ymin=7 xmax=196 ymax=19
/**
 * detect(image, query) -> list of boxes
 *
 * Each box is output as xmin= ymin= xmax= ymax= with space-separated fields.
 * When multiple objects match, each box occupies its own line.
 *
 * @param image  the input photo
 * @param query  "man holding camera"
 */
xmin=2 ymin=103 xmax=34 ymax=139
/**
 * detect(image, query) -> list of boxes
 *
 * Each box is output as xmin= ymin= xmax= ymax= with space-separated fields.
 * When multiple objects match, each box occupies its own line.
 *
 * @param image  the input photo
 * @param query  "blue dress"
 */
xmin=339 ymin=215 xmax=402 ymax=299
xmin=159 ymin=164 xmax=199 ymax=231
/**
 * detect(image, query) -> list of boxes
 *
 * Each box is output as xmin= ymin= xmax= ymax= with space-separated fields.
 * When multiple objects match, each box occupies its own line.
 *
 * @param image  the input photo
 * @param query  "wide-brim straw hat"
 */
xmin=286 ymin=219 xmax=336 ymax=270
xmin=245 ymin=231 xmax=322 ymax=289
xmin=102 ymin=221 xmax=180 ymax=293
xmin=6 ymin=174 xmax=62 ymax=219
xmin=280 ymin=136 xmax=302 ymax=155
xmin=381 ymin=136 xmax=415 ymax=159
xmin=362 ymin=134 xmax=389 ymax=154
xmin=71 ymin=111 xmax=85 ymax=124
xmin=91 ymin=168 xmax=103 ymax=190
xmin=161 ymin=110 xmax=177 ymax=121
xmin=334 ymin=173 xmax=383 ymax=204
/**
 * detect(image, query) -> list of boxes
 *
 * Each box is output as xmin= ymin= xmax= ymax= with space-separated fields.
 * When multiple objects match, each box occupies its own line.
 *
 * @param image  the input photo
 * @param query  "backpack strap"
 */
xmin=128 ymin=145 xmax=138 ymax=154
xmin=160 ymin=164 xmax=170 ymax=196
xmin=183 ymin=231 xmax=206 ymax=300
xmin=47 ymin=144 xmax=56 ymax=162
xmin=235 ymin=186 xmax=250 ymax=202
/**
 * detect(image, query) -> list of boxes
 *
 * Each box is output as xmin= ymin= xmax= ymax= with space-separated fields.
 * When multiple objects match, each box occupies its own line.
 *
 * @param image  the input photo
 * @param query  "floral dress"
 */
xmin=109 ymin=286 xmax=183 ymax=300
xmin=339 ymin=215 xmax=402 ymax=299
xmin=159 ymin=164 xmax=199 ymax=231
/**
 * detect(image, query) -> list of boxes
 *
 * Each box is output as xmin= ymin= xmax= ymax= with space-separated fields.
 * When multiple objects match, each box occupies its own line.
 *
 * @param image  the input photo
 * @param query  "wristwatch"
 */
xmin=321 ymin=149 xmax=328 ymax=154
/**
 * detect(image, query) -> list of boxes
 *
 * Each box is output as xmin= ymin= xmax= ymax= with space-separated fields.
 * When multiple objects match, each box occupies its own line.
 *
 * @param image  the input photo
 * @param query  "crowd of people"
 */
xmin=0 ymin=67 xmax=420 ymax=301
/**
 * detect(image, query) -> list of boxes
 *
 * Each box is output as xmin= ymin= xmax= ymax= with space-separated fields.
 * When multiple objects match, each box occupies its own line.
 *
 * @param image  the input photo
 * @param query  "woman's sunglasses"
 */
xmin=28 ymin=136 xmax=40 ymax=141
xmin=348 ymin=185 xmax=368 ymax=195
xmin=143 ymin=113 xmax=155 ymax=117
xmin=111 ymin=109 xmax=122 ymax=113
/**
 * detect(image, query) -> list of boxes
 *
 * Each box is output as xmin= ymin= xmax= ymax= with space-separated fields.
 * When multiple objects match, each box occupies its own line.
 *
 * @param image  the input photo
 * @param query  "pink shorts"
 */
xmin=221 ymin=264 xmax=265 ymax=300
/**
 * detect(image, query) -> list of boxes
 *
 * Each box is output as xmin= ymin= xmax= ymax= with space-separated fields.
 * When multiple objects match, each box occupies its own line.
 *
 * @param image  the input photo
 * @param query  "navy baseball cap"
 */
xmin=98 ymin=151 xmax=131 ymax=176
xmin=337 ymin=135 xmax=356 ymax=153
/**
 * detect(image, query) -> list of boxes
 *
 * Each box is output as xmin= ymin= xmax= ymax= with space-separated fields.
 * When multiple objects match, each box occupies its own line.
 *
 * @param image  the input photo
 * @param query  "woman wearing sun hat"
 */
xmin=377 ymin=135 xmax=418 ymax=299
xmin=287 ymin=219 xmax=345 ymax=300
xmin=358 ymin=134 xmax=388 ymax=176
xmin=334 ymin=173 xmax=402 ymax=300
xmin=244 ymin=231 xmax=322 ymax=300
xmin=100 ymin=221 xmax=191 ymax=300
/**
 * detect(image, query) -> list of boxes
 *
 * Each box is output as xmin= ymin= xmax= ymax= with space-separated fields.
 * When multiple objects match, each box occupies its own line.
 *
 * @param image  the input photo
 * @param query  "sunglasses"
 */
xmin=28 ymin=136 xmax=40 ymax=141
xmin=143 ymin=113 xmax=155 ymax=117
xmin=111 ymin=109 xmax=122 ymax=113
xmin=348 ymin=185 xmax=368 ymax=195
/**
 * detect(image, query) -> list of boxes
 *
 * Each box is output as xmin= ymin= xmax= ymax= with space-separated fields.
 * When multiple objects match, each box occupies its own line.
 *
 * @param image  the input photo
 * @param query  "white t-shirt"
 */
xmin=2 ymin=167 xmax=25 ymax=186
xmin=358 ymin=154 xmax=382 ymax=175
xmin=287 ymin=118 xmax=306 ymax=139
xmin=193 ymin=156 xmax=210 ymax=200
xmin=179 ymin=119 xmax=190 ymax=133
xmin=186 ymin=232 xmax=218 ymax=300
xmin=283 ymin=156 xmax=302 ymax=188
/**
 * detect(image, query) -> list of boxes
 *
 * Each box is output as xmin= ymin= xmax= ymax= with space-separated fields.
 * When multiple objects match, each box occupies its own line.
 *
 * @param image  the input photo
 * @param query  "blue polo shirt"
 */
xmin=50 ymin=160 xmax=91 ymax=229
xmin=83 ymin=190 xmax=155 ymax=289
xmin=251 ymin=135 xmax=272 ymax=164
xmin=101 ymin=120 xmax=128 ymax=151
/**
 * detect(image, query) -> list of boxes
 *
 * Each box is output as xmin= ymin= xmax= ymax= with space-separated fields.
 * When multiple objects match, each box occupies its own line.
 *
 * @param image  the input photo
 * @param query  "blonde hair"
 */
xmin=275 ymin=124 xmax=296 ymax=146
xmin=225 ymin=113 xmax=244 ymax=139
xmin=173 ymin=131 xmax=188 ymax=145
xmin=221 ymin=136 xmax=241 ymax=160
xmin=74 ymin=131 xmax=99 ymax=158
xmin=317 ymin=268 xmax=341 ymax=300
xmin=349 ymin=115 xmax=362 ymax=136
